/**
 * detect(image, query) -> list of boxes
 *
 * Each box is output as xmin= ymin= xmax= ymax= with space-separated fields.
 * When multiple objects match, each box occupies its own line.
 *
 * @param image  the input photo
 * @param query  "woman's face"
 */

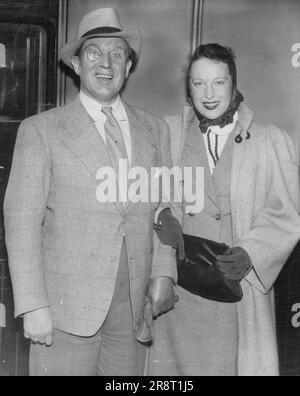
xmin=189 ymin=57 xmax=233 ymax=120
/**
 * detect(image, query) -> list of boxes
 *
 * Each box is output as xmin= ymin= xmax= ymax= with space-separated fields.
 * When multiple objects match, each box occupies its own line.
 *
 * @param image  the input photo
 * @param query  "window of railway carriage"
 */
xmin=0 ymin=23 xmax=47 ymax=121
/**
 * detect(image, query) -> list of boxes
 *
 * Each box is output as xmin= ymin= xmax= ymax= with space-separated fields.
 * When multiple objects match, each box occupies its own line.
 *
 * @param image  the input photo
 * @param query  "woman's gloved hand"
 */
xmin=216 ymin=247 xmax=252 ymax=281
xmin=154 ymin=208 xmax=185 ymax=260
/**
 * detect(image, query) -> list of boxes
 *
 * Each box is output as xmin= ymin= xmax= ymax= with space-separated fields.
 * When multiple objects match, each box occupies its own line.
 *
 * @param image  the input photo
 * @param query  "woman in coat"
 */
xmin=148 ymin=43 xmax=300 ymax=376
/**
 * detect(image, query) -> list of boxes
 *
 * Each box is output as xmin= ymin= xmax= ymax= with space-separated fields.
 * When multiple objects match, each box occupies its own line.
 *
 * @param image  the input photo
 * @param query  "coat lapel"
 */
xmin=58 ymin=98 xmax=112 ymax=176
xmin=181 ymin=116 xmax=218 ymax=207
xmin=125 ymin=103 xmax=157 ymax=170
xmin=57 ymin=98 xmax=124 ymax=214
xmin=230 ymin=104 xmax=255 ymax=241
xmin=122 ymin=102 xmax=158 ymax=211
xmin=213 ymin=127 xmax=236 ymax=196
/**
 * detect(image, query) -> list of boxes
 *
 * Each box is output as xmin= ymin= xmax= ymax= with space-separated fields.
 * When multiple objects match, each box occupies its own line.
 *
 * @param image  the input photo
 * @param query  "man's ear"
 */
xmin=125 ymin=60 xmax=133 ymax=78
xmin=71 ymin=56 xmax=81 ymax=76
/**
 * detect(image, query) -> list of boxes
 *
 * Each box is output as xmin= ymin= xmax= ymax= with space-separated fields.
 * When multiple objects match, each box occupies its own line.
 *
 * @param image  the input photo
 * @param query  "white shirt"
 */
xmin=79 ymin=91 xmax=132 ymax=165
xmin=202 ymin=112 xmax=238 ymax=174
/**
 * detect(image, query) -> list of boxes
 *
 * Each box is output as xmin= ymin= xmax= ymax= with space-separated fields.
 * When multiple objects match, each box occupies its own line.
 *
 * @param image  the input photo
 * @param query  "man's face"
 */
xmin=71 ymin=37 xmax=132 ymax=105
xmin=189 ymin=57 xmax=233 ymax=120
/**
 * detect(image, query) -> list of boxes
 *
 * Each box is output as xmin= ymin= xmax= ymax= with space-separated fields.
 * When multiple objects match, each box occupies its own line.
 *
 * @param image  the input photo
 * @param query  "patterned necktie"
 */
xmin=102 ymin=106 xmax=128 ymax=167
xmin=102 ymin=107 xmax=128 ymax=205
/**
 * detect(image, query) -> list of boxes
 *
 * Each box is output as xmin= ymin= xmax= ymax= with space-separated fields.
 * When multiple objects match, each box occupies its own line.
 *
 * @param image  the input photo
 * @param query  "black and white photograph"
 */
xmin=0 ymin=0 xmax=300 ymax=379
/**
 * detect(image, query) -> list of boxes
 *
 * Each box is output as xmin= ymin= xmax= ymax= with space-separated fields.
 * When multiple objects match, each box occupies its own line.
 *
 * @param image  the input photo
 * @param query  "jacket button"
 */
xmin=215 ymin=214 xmax=222 ymax=221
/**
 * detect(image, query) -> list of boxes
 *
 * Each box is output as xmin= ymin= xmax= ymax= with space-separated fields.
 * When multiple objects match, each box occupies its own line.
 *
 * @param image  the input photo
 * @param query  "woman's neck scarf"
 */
xmin=190 ymin=88 xmax=244 ymax=134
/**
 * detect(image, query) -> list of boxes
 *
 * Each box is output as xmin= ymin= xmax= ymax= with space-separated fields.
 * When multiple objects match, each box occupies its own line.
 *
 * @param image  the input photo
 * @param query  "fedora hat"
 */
xmin=60 ymin=8 xmax=142 ymax=68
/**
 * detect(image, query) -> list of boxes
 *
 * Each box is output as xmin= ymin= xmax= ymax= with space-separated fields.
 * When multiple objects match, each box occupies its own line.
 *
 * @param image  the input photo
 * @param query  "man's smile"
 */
xmin=95 ymin=73 xmax=114 ymax=81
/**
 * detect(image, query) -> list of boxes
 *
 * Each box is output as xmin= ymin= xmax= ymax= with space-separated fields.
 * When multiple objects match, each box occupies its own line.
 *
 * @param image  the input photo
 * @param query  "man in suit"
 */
xmin=4 ymin=8 xmax=177 ymax=376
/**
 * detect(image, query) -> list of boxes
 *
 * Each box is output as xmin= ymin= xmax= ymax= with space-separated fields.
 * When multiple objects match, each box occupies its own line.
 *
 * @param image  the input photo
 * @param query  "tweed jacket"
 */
xmin=4 ymin=98 xmax=177 ymax=337
xmin=166 ymin=103 xmax=300 ymax=376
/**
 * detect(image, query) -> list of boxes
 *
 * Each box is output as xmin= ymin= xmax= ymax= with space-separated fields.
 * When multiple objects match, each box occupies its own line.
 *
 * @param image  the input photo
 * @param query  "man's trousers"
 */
xmin=29 ymin=241 xmax=146 ymax=376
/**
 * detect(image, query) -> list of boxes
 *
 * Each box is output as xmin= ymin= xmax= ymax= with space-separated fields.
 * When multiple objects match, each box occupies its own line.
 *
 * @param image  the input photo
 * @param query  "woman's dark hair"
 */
xmin=186 ymin=43 xmax=237 ymax=100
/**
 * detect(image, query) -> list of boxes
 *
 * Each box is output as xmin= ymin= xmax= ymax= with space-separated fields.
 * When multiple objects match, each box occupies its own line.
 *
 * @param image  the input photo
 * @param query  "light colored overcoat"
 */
xmin=165 ymin=103 xmax=300 ymax=376
xmin=4 ymin=98 xmax=177 ymax=337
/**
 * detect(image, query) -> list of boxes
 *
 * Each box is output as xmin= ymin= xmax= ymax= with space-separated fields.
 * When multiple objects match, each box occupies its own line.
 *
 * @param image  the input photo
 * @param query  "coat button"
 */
xmin=215 ymin=214 xmax=222 ymax=221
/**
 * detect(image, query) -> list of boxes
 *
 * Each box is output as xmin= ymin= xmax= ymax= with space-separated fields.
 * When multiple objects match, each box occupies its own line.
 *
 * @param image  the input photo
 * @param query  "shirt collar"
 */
xmin=79 ymin=91 xmax=127 ymax=123
xmin=209 ymin=111 xmax=239 ymax=136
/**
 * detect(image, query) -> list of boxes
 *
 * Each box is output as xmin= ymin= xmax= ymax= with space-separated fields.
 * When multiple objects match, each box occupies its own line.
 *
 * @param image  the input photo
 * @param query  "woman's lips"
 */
xmin=203 ymin=102 xmax=220 ymax=110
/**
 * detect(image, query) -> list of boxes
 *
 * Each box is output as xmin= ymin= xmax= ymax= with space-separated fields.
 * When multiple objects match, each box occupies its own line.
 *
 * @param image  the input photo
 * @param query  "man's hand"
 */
xmin=148 ymin=277 xmax=178 ymax=318
xmin=24 ymin=307 xmax=54 ymax=346
xmin=154 ymin=208 xmax=185 ymax=260
xmin=216 ymin=247 xmax=252 ymax=281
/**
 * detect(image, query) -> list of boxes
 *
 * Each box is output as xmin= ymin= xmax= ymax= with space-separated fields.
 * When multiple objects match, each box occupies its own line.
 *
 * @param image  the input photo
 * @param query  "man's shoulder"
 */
xmin=21 ymin=101 xmax=78 ymax=128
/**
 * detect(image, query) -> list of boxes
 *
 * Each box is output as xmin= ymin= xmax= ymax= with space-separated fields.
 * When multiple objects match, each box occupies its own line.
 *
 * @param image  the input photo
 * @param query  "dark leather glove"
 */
xmin=148 ymin=277 xmax=179 ymax=318
xmin=154 ymin=208 xmax=185 ymax=260
xmin=216 ymin=247 xmax=252 ymax=281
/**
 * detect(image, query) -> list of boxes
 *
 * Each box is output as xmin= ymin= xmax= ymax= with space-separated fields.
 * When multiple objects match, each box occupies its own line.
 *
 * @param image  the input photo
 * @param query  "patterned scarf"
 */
xmin=191 ymin=88 xmax=244 ymax=134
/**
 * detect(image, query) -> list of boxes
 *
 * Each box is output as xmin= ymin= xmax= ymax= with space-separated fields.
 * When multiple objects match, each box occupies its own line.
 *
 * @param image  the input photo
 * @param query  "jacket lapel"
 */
xmin=122 ymin=102 xmax=158 ymax=211
xmin=58 ymin=98 xmax=112 ymax=176
xmin=230 ymin=104 xmax=255 ymax=241
xmin=125 ymin=103 xmax=157 ymax=169
xmin=181 ymin=116 xmax=218 ymax=207
xmin=57 ymin=98 xmax=124 ymax=214
xmin=213 ymin=128 xmax=236 ymax=196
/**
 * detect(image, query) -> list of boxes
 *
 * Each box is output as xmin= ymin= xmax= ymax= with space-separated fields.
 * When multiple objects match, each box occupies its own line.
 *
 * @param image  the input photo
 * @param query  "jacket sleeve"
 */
xmin=151 ymin=117 xmax=178 ymax=282
xmin=237 ymin=126 xmax=300 ymax=294
xmin=164 ymin=114 xmax=186 ymax=225
xmin=4 ymin=118 xmax=50 ymax=317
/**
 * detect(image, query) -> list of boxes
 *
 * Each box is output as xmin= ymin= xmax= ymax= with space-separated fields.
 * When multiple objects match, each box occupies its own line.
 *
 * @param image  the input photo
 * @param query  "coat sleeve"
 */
xmin=151 ymin=117 xmax=178 ymax=282
xmin=4 ymin=118 xmax=50 ymax=317
xmin=237 ymin=126 xmax=300 ymax=294
xmin=164 ymin=114 xmax=186 ymax=225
